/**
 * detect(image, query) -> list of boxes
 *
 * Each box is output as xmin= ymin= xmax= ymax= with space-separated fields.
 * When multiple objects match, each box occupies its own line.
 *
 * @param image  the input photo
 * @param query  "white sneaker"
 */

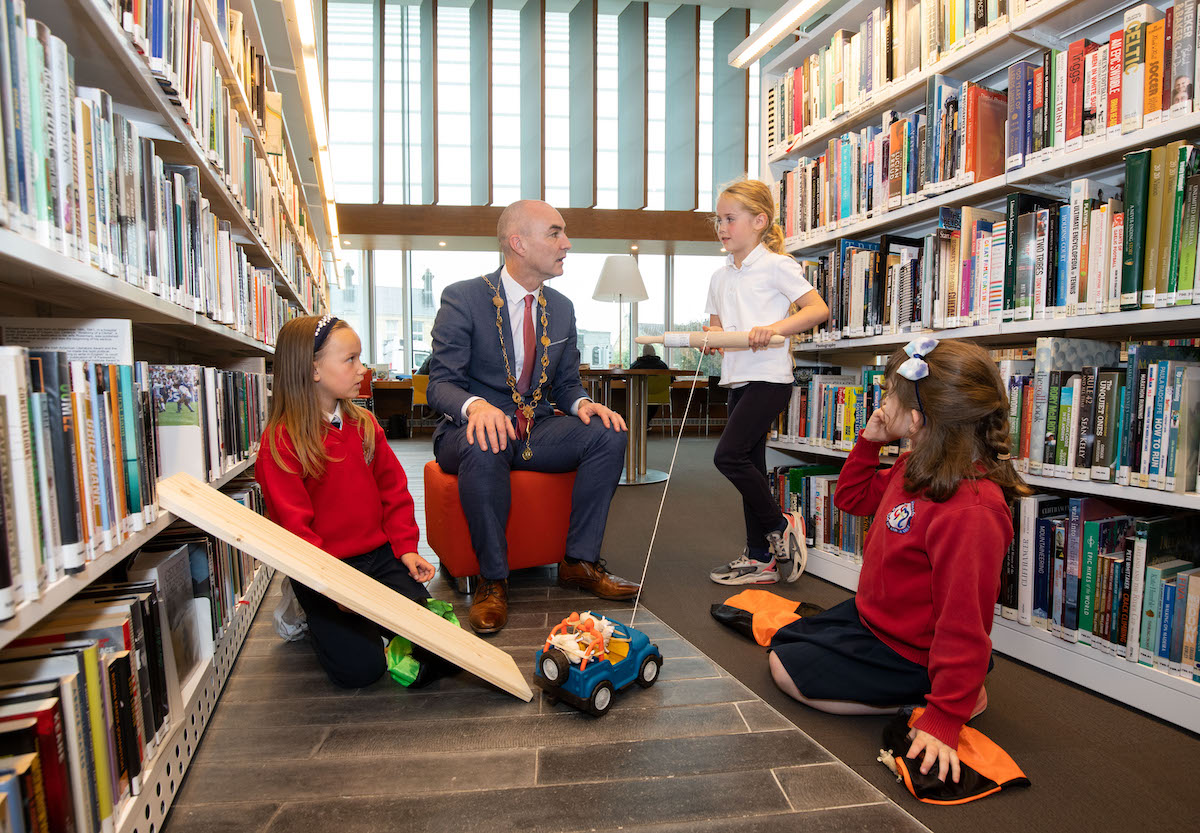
xmin=709 ymin=551 xmax=780 ymax=585
xmin=767 ymin=512 xmax=808 ymax=583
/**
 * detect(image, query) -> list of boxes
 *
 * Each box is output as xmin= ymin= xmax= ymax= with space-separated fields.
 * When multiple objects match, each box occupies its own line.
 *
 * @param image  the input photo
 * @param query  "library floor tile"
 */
xmin=175 ymin=748 xmax=537 ymax=804
xmin=583 ymin=802 xmax=929 ymax=833
xmin=774 ymin=762 xmax=891 ymax=812
xmin=261 ymin=770 xmax=793 ymax=833
xmin=160 ymin=801 xmax=281 ymax=833
xmin=536 ymin=729 xmax=834 ymax=783
xmin=316 ymin=703 xmax=750 ymax=757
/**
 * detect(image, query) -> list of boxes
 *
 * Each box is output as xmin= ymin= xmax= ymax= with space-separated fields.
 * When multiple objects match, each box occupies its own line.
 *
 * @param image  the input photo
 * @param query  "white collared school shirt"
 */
xmin=704 ymin=244 xmax=815 ymax=387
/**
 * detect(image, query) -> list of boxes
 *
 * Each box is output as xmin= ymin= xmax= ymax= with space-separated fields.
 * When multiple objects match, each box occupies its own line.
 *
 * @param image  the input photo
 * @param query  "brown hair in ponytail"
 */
xmin=715 ymin=178 xmax=786 ymax=254
xmin=882 ymin=340 xmax=1033 ymax=503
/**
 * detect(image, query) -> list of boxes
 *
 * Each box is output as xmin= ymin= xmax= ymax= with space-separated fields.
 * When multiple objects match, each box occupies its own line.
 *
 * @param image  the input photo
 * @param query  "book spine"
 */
xmin=1108 ymin=31 xmax=1124 ymax=137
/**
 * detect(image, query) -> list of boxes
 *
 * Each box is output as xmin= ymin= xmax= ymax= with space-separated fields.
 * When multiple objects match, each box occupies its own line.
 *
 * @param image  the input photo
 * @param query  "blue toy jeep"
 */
xmin=533 ymin=612 xmax=664 ymax=716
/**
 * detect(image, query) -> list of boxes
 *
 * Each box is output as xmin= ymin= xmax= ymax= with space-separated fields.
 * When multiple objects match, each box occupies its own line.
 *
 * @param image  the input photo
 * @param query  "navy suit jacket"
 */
xmin=428 ymin=267 xmax=588 ymax=443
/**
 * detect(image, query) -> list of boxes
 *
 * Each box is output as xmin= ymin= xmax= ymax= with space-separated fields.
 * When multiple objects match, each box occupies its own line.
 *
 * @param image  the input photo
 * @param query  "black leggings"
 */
xmin=714 ymin=381 xmax=793 ymax=551
xmin=291 ymin=542 xmax=430 ymax=688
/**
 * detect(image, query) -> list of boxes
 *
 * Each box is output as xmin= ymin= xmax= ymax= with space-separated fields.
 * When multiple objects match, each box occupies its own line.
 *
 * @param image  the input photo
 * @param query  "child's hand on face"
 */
xmin=862 ymin=406 xmax=897 ymax=443
xmin=401 ymin=551 xmax=435 ymax=583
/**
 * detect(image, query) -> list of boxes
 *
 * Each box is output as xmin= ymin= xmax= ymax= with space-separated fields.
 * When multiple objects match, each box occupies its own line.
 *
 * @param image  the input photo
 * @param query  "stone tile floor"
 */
xmin=163 ymin=442 xmax=929 ymax=833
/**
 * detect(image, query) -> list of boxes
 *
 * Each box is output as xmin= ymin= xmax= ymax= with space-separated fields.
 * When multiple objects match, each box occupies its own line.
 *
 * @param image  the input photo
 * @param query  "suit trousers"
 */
xmin=433 ymin=414 xmax=627 ymax=579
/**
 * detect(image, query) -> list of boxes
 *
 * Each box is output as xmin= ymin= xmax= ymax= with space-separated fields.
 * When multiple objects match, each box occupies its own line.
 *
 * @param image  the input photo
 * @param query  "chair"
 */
xmin=646 ymin=374 xmax=671 ymax=434
xmin=352 ymin=375 xmax=373 ymax=412
xmin=412 ymin=374 xmax=430 ymax=406
xmin=423 ymin=461 xmax=576 ymax=593
xmin=705 ymin=375 xmax=728 ymax=435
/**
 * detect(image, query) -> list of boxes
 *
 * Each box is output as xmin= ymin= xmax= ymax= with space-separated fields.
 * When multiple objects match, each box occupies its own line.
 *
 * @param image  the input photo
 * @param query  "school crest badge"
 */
xmin=885 ymin=501 xmax=915 ymax=534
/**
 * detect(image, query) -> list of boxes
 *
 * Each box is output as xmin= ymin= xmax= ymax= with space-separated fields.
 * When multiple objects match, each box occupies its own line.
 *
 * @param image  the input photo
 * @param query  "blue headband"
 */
xmin=313 ymin=315 xmax=340 ymax=353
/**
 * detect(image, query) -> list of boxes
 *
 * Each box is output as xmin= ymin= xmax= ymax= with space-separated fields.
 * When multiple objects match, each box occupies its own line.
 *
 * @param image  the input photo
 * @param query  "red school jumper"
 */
xmin=256 ymin=415 xmax=420 ymax=560
xmin=834 ymin=433 xmax=1012 ymax=747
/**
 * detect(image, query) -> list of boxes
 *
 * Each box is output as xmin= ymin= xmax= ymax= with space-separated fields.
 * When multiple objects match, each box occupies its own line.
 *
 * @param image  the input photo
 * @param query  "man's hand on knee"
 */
xmin=577 ymin=400 xmax=627 ymax=432
xmin=466 ymin=400 xmax=517 ymax=453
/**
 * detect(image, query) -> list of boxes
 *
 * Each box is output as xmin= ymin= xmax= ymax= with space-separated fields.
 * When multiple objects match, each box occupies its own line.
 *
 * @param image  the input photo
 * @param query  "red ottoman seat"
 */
xmin=423 ymin=461 xmax=575 ymax=591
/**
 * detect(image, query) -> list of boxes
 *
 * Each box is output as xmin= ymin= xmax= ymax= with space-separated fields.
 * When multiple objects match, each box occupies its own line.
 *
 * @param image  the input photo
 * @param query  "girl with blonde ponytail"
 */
xmin=704 ymin=178 xmax=830 ymax=587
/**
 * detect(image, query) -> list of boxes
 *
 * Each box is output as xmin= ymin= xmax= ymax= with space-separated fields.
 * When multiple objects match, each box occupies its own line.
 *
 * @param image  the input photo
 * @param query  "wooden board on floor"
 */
xmin=157 ymin=472 xmax=533 ymax=701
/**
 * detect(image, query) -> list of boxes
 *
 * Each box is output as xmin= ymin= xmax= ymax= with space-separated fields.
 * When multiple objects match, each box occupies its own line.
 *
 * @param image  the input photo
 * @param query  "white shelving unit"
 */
xmin=0 ymin=457 xmax=258 ymax=651
xmin=116 ymin=562 xmax=273 ymax=833
xmin=760 ymin=0 xmax=1200 ymax=735
xmin=0 ymin=4 xmax=329 ymax=832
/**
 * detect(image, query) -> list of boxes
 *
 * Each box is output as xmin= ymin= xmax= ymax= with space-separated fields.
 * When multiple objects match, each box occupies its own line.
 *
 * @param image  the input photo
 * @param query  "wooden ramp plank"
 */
xmin=157 ymin=472 xmax=533 ymax=702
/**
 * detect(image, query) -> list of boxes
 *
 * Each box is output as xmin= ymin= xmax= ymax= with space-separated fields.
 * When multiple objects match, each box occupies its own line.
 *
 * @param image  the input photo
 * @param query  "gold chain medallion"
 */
xmin=482 ymin=274 xmax=551 ymax=460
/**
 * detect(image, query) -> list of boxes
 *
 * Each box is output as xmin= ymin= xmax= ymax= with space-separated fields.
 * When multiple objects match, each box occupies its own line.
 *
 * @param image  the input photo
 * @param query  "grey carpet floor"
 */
xmin=162 ymin=439 xmax=932 ymax=833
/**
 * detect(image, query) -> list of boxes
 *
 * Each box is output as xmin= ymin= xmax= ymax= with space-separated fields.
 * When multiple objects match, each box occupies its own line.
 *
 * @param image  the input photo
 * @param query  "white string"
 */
xmin=630 ymin=332 xmax=710 ymax=626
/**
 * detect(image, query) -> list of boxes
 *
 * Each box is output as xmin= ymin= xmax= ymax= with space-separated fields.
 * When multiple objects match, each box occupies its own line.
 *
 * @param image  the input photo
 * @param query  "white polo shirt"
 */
xmin=704 ymin=244 xmax=815 ymax=388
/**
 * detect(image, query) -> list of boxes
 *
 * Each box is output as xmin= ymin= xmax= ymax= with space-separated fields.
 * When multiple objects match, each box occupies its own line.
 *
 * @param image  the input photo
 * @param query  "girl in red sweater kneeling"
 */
xmin=257 ymin=314 xmax=445 ymax=689
xmin=768 ymin=338 xmax=1030 ymax=783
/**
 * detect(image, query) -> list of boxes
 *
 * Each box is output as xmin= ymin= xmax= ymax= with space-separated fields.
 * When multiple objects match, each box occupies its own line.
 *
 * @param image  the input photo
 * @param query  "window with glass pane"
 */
xmin=328 ymin=0 xmax=378 ymax=202
xmin=492 ymin=6 xmax=522 ymax=206
xmin=408 ymin=249 xmax=502 ymax=372
xmin=329 ymin=250 xmax=370 ymax=358
xmin=635 ymin=253 xmax=666 ymax=348
xmin=384 ymin=0 xmax=423 ymax=203
xmin=594 ymin=13 xmax=619 ymax=209
xmin=373 ymin=251 xmax=407 ymax=372
xmin=550 ymin=252 xmax=631 ymax=368
xmin=697 ymin=16 xmax=714 ymax=212
xmin=544 ymin=11 xmax=570 ymax=207
xmin=671 ymin=253 xmax=725 ymax=376
xmin=646 ymin=15 xmax=666 ymax=211
xmin=437 ymin=1 xmax=472 ymax=204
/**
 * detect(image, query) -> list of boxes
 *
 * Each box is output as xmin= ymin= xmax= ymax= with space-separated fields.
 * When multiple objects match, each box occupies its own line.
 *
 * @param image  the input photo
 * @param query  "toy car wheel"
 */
xmin=587 ymin=680 xmax=614 ymax=716
xmin=637 ymin=654 xmax=661 ymax=688
xmin=540 ymin=648 xmax=570 ymax=685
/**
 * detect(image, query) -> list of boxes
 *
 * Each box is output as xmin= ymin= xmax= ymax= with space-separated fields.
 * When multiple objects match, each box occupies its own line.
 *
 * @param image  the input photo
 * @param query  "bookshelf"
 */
xmin=41 ymin=0 xmax=325 ymax=316
xmin=0 ymin=2 xmax=328 ymax=831
xmin=0 ymin=456 xmax=257 ymax=653
xmin=117 ymin=561 xmax=273 ymax=833
xmin=761 ymin=0 xmax=1200 ymax=735
xmin=0 ymin=229 xmax=273 ymax=358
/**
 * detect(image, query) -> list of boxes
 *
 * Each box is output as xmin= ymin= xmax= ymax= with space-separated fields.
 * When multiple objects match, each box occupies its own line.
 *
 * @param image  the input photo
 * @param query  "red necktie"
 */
xmin=517 ymin=294 xmax=535 ymax=394
xmin=515 ymin=294 xmax=536 ymax=440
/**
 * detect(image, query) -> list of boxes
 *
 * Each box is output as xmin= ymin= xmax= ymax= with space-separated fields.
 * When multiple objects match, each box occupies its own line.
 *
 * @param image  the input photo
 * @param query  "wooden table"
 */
xmin=580 ymin=368 xmax=707 ymax=486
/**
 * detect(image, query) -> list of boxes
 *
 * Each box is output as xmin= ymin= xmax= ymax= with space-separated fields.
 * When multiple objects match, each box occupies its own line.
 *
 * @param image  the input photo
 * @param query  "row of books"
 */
xmin=765 ymin=0 xmax=1022 ymax=152
xmin=0 ymin=0 xmax=324 ymax=320
xmin=0 ymin=487 xmax=264 ymax=833
xmin=775 ymin=338 xmax=1200 ymax=497
xmin=1005 ymin=499 xmax=1200 ymax=681
xmin=767 ymin=462 xmax=873 ymax=563
xmin=0 ymin=318 xmax=267 ymax=618
xmin=766 ymin=1 xmax=1200 ymax=164
xmin=771 ymin=75 xmax=1008 ymax=238
xmin=796 ymin=152 xmax=1200 ymax=346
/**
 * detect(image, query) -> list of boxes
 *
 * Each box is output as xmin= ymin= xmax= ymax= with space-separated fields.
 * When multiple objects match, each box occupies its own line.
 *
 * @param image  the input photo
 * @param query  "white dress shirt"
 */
xmin=461 ymin=267 xmax=589 ymax=419
xmin=704 ymin=244 xmax=815 ymax=388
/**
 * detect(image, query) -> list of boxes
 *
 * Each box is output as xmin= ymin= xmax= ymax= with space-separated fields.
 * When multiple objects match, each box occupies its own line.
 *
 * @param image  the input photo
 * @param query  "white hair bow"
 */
xmin=898 ymin=337 xmax=939 ymax=381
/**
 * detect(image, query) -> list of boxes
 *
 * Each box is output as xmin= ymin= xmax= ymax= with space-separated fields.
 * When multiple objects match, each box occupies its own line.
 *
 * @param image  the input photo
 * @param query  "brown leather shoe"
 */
xmin=468 ymin=579 xmax=508 ymax=634
xmin=557 ymin=558 xmax=639 ymax=601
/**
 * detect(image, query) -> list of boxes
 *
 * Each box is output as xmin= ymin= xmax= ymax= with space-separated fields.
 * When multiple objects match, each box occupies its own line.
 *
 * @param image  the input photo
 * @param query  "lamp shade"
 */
xmin=592 ymin=255 xmax=649 ymax=302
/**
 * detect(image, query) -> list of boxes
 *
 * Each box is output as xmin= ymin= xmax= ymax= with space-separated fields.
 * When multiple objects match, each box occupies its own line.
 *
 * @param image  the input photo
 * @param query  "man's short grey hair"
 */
xmin=497 ymin=200 xmax=536 ymax=252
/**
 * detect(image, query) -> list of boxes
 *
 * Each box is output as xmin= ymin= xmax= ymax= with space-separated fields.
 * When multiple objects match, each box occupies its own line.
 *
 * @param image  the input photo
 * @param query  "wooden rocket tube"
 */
xmin=635 ymin=331 xmax=788 ymax=348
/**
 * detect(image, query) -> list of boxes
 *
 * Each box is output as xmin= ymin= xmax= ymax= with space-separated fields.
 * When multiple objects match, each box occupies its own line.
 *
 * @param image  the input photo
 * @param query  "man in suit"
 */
xmin=428 ymin=200 xmax=639 ymax=634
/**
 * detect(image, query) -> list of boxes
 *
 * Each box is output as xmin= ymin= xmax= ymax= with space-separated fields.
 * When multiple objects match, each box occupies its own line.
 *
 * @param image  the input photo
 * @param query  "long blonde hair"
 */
xmin=716 ymin=178 xmax=786 ymax=254
xmin=265 ymin=315 xmax=376 ymax=479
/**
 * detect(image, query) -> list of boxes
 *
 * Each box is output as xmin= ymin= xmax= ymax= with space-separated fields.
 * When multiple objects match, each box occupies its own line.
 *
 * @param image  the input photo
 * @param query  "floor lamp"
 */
xmin=592 ymin=255 xmax=648 ymax=367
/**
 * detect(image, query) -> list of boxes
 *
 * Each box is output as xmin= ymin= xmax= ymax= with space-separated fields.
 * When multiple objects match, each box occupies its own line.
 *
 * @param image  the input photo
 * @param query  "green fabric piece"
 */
xmin=386 ymin=598 xmax=461 ymax=686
